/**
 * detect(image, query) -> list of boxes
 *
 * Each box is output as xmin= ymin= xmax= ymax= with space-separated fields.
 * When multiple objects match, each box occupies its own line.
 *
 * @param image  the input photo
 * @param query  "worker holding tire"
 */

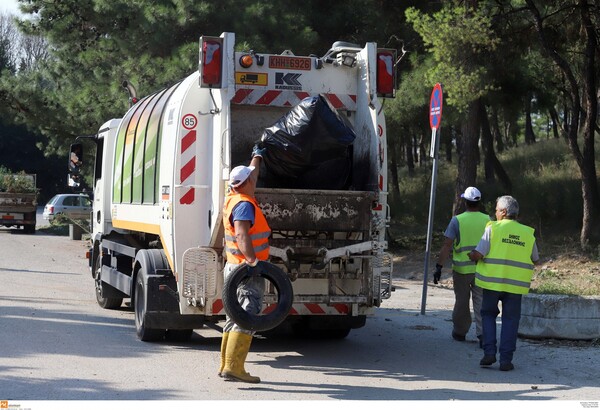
xmin=219 ymin=143 xmax=270 ymax=384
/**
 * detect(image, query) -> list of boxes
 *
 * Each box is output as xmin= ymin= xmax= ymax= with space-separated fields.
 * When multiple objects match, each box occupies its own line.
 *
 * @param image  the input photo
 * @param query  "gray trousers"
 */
xmin=223 ymin=262 xmax=265 ymax=335
xmin=452 ymin=271 xmax=482 ymax=337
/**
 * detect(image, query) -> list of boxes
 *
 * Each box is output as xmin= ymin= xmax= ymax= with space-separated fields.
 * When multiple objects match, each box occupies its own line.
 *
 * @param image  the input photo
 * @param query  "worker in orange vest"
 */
xmin=219 ymin=144 xmax=270 ymax=383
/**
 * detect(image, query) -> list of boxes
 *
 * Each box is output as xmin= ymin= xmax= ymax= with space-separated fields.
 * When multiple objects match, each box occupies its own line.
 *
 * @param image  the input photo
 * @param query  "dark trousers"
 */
xmin=481 ymin=289 xmax=522 ymax=364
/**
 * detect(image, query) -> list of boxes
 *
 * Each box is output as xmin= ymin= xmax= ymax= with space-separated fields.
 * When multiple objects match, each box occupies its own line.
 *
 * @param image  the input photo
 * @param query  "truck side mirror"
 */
xmin=68 ymin=143 xmax=83 ymax=187
xmin=69 ymin=143 xmax=83 ymax=173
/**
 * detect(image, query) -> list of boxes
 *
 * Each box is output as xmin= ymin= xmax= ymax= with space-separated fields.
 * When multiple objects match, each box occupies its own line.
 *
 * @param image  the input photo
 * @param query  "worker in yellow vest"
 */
xmin=469 ymin=195 xmax=539 ymax=371
xmin=220 ymin=144 xmax=271 ymax=383
xmin=435 ymin=187 xmax=490 ymax=346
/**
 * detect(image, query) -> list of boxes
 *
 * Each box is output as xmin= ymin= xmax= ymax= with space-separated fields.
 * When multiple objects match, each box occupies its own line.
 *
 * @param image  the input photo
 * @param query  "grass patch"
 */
xmin=37 ymin=224 xmax=69 ymax=236
xmin=388 ymin=138 xmax=600 ymax=295
xmin=37 ymin=215 xmax=91 ymax=237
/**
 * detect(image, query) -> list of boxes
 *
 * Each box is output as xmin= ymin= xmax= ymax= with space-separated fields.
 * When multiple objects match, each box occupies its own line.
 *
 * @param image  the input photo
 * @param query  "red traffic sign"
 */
xmin=429 ymin=83 xmax=443 ymax=129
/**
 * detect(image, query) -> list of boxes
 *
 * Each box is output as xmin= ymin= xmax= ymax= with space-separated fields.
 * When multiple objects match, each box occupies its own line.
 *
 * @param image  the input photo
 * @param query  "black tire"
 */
xmin=134 ymin=271 xmax=166 ymax=342
xmin=93 ymin=249 xmax=123 ymax=309
xmin=23 ymin=224 xmax=35 ymax=234
xmin=223 ymin=261 xmax=293 ymax=332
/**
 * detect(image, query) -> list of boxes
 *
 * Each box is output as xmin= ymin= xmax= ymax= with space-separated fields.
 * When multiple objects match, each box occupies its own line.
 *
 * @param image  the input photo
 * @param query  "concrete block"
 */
xmin=519 ymin=293 xmax=600 ymax=340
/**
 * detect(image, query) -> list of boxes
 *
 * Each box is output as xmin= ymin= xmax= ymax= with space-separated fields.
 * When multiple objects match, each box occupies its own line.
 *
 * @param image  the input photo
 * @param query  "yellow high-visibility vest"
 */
xmin=475 ymin=219 xmax=536 ymax=294
xmin=452 ymin=212 xmax=490 ymax=274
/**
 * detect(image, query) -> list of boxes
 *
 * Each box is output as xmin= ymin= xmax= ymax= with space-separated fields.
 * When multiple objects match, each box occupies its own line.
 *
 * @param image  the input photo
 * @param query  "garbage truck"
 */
xmin=73 ymin=32 xmax=395 ymax=341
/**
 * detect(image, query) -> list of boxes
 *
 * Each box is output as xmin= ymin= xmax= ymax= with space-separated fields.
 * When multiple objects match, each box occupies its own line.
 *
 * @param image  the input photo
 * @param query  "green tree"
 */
xmin=406 ymin=2 xmax=502 ymax=212
xmin=524 ymin=0 xmax=599 ymax=248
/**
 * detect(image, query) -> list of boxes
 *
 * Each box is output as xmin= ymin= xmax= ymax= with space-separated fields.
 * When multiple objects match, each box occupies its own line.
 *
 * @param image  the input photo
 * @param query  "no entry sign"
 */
xmin=429 ymin=83 xmax=443 ymax=130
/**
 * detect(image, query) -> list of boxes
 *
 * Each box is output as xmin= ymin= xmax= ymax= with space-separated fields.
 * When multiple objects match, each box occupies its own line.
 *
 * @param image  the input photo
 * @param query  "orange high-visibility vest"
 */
xmin=223 ymin=193 xmax=271 ymax=264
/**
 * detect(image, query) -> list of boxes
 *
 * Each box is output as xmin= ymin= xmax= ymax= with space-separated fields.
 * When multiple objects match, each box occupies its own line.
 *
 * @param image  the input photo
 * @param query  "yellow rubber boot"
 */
xmin=222 ymin=332 xmax=261 ymax=383
xmin=218 ymin=331 xmax=229 ymax=377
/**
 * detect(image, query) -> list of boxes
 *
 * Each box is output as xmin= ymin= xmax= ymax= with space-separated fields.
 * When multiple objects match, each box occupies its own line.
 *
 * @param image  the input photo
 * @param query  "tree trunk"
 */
xmin=412 ymin=134 xmax=419 ymax=168
xmin=490 ymin=106 xmax=504 ymax=153
xmin=524 ymin=97 xmax=536 ymax=144
xmin=549 ymin=106 xmax=561 ymax=139
xmin=405 ymin=127 xmax=415 ymax=177
xmin=479 ymin=100 xmax=512 ymax=192
xmin=418 ymin=131 xmax=427 ymax=167
xmin=578 ymin=0 xmax=599 ymax=246
xmin=455 ymin=99 xmax=480 ymax=215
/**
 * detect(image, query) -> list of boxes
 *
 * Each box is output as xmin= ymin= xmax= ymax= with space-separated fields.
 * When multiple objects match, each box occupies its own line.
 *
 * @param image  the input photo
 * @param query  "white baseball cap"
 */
xmin=229 ymin=165 xmax=255 ymax=188
xmin=461 ymin=186 xmax=482 ymax=201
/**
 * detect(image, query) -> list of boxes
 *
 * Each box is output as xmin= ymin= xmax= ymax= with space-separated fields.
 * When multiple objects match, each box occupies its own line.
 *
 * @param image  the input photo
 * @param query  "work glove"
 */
xmin=251 ymin=142 xmax=267 ymax=159
xmin=433 ymin=263 xmax=442 ymax=284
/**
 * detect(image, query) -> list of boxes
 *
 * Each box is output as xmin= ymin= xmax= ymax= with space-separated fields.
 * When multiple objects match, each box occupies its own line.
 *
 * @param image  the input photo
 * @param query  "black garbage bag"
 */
xmin=259 ymin=94 xmax=356 ymax=190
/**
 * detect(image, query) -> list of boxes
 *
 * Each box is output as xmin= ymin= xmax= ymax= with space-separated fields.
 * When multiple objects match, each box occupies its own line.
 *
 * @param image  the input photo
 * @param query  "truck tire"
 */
xmin=93 ymin=250 xmax=123 ymax=309
xmin=223 ymin=261 xmax=293 ymax=332
xmin=134 ymin=269 xmax=166 ymax=342
xmin=23 ymin=224 xmax=35 ymax=234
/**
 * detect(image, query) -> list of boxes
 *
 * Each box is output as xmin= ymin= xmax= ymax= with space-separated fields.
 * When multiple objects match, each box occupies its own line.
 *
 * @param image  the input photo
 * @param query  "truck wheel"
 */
xmin=223 ymin=261 xmax=293 ymax=332
xmin=23 ymin=225 xmax=35 ymax=234
xmin=93 ymin=250 xmax=122 ymax=309
xmin=134 ymin=271 xmax=166 ymax=342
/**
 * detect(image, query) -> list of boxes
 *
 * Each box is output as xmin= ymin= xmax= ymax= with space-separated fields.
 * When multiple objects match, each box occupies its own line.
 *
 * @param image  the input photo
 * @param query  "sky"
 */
xmin=0 ymin=0 xmax=24 ymax=16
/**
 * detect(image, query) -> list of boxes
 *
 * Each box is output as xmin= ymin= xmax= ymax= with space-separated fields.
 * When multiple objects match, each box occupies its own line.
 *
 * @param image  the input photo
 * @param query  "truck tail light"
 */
xmin=376 ymin=49 xmax=396 ymax=98
xmin=199 ymin=36 xmax=223 ymax=88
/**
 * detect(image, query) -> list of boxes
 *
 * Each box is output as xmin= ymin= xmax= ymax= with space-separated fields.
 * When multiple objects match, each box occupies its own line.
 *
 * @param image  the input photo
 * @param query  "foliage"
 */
xmin=0 ymin=167 xmax=37 ymax=193
xmin=388 ymin=137 xmax=596 ymax=241
xmin=405 ymin=3 xmax=500 ymax=113
xmin=0 ymin=0 xmax=598 ymax=249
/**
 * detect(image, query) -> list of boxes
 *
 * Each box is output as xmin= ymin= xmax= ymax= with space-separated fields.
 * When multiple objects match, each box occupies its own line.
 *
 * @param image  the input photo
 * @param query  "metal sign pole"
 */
xmin=421 ymin=127 xmax=441 ymax=315
xmin=421 ymin=82 xmax=443 ymax=315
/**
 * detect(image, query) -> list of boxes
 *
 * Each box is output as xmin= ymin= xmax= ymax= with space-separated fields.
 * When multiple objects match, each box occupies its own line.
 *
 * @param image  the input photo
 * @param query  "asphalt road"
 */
xmin=1 ymin=217 xmax=599 ymax=404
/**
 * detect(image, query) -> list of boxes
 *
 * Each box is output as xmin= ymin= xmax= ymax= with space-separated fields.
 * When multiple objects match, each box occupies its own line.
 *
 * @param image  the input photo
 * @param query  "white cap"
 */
xmin=229 ymin=165 xmax=255 ymax=188
xmin=461 ymin=186 xmax=482 ymax=201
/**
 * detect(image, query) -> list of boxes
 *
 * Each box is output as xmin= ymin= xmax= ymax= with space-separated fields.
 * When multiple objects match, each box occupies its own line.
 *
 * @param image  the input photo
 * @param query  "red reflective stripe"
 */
xmin=179 ymin=187 xmax=195 ymax=205
xmin=325 ymin=93 xmax=344 ymax=109
xmin=180 ymin=157 xmax=195 ymax=183
xmin=333 ymin=304 xmax=349 ymax=314
xmin=295 ymin=91 xmax=310 ymax=100
xmin=256 ymin=90 xmax=281 ymax=105
xmin=213 ymin=299 xmax=224 ymax=313
xmin=262 ymin=305 xmax=276 ymax=314
xmin=305 ymin=303 xmax=326 ymax=314
xmin=232 ymin=89 xmax=254 ymax=104
xmin=181 ymin=130 xmax=196 ymax=153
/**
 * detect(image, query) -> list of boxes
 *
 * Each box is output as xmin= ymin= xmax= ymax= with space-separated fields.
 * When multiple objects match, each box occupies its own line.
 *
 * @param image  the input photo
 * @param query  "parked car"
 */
xmin=43 ymin=194 xmax=92 ymax=221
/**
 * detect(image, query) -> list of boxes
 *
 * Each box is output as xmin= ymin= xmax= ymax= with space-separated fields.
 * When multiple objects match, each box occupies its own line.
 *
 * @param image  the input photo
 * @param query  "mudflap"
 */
xmin=144 ymin=273 xmax=206 ymax=330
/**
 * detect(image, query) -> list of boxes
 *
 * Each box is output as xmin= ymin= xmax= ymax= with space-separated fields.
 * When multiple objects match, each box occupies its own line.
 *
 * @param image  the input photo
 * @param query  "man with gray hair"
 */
xmin=468 ymin=195 xmax=539 ymax=371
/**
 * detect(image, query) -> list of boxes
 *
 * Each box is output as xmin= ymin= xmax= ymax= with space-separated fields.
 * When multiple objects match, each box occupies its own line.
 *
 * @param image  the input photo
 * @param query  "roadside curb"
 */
xmin=518 ymin=293 xmax=600 ymax=340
